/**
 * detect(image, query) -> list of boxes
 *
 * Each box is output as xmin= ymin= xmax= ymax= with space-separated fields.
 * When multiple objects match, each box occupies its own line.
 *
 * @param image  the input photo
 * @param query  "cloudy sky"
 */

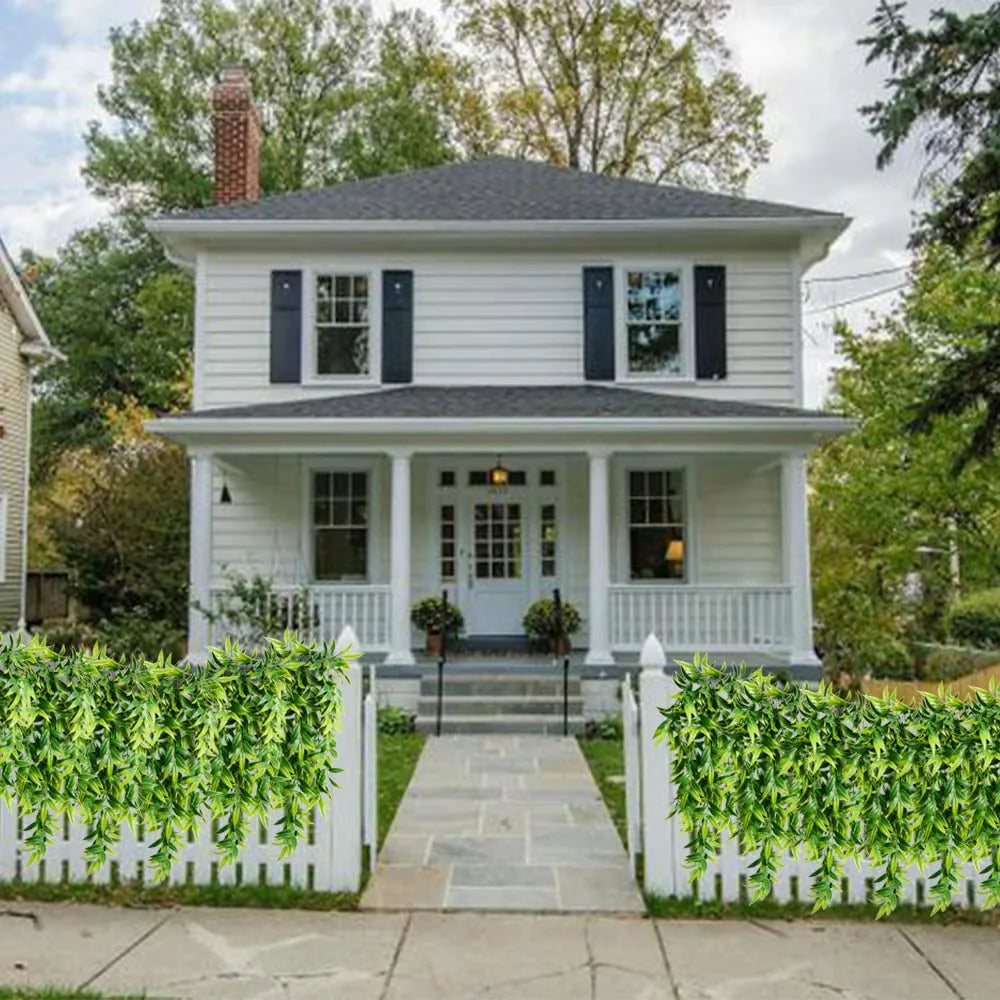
xmin=0 ymin=0 xmax=980 ymax=404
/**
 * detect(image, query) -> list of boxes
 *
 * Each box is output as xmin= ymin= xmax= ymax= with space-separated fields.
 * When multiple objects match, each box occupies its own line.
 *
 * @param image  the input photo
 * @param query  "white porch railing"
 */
xmin=209 ymin=584 xmax=392 ymax=652
xmin=609 ymin=584 xmax=792 ymax=653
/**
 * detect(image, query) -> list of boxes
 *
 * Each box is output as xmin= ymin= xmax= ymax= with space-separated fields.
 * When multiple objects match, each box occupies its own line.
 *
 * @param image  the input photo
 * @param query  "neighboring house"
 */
xmin=149 ymin=67 xmax=851 ymax=676
xmin=0 ymin=237 xmax=60 ymax=631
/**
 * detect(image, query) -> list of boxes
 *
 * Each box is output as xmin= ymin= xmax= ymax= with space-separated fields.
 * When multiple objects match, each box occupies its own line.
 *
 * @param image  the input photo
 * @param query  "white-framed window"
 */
xmin=619 ymin=264 xmax=693 ymax=379
xmin=311 ymin=471 xmax=369 ymax=581
xmin=312 ymin=272 xmax=373 ymax=378
xmin=627 ymin=470 xmax=686 ymax=581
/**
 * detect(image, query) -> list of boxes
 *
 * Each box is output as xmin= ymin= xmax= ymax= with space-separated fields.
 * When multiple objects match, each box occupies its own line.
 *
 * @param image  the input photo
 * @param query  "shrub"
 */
xmin=947 ymin=589 xmax=1000 ymax=648
xmin=919 ymin=646 xmax=979 ymax=682
xmin=659 ymin=654 xmax=1000 ymax=917
xmin=377 ymin=705 xmax=417 ymax=735
xmin=583 ymin=714 xmax=622 ymax=741
xmin=522 ymin=597 xmax=582 ymax=645
xmin=410 ymin=596 xmax=464 ymax=638
xmin=0 ymin=631 xmax=352 ymax=879
xmin=36 ymin=618 xmax=99 ymax=650
xmin=863 ymin=636 xmax=915 ymax=679
xmin=197 ymin=571 xmax=315 ymax=650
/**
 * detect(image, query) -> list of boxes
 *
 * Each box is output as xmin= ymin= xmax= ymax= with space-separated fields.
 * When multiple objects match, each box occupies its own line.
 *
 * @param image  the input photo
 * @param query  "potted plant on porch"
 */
xmin=411 ymin=595 xmax=465 ymax=655
xmin=522 ymin=596 xmax=582 ymax=655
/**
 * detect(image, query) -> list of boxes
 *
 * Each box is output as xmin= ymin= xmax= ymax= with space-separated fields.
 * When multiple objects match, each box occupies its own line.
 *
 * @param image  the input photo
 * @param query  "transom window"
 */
xmin=626 ymin=269 xmax=683 ymax=376
xmin=312 ymin=471 xmax=368 ymax=580
xmin=314 ymin=274 xmax=369 ymax=376
xmin=468 ymin=469 xmax=527 ymax=487
xmin=628 ymin=470 xmax=685 ymax=580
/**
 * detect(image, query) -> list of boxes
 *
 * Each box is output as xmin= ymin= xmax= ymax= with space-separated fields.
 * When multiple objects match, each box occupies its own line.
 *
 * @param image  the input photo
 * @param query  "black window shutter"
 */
xmin=694 ymin=265 xmax=727 ymax=380
xmin=382 ymin=270 xmax=414 ymax=384
xmin=269 ymin=270 xmax=302 ymax=383
xmin=583 ymin=267 xmax=615 ymax=381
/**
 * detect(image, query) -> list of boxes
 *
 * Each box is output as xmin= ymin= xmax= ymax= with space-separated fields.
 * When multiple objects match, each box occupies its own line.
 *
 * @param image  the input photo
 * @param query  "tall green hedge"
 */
xmin=656 ymin=655 xmax=1000 ymax=916
xmin=947 ymin=588 xmax=1000 ymax=648
xmin=0 ymin=632 xmax=352 ymax=879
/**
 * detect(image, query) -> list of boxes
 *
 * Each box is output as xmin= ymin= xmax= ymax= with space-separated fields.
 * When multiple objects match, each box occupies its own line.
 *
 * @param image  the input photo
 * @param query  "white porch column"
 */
xmin=385 ymin=451 xmax=415 ymax=666
xmin=188 ymin=452 xmax=214 ymax=661
xmin=585 ymin=448 xmax=614 ymax=666
xmin=781 ymin=454 xmax=821 ymax=669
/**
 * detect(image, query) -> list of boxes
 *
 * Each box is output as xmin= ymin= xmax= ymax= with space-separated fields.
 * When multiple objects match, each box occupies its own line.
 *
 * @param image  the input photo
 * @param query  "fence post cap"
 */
xmin=640 ymin=634 xmax=666 ymax=671
xmin=336 ymin=624 xmax=359 ymax=657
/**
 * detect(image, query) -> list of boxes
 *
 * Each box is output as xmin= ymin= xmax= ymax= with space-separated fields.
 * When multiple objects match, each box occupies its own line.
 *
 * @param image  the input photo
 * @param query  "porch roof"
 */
xmin=149 ymin=385 xmax=851 ymax=450
xmin=159 ymin=384 xmax=839 ymax=422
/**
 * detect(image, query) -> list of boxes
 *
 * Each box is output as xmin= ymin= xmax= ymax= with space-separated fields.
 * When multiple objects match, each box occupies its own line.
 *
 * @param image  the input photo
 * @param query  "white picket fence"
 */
xmin=628 ymin=634 xmax=988 ymax=909
xmin=0 ymin=626 xmax=378 ymax=894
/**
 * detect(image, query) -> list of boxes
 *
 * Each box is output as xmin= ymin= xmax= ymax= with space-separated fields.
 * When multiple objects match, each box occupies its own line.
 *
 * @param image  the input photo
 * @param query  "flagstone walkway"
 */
xmin=362 ymin=734 xmax=644 ymax=912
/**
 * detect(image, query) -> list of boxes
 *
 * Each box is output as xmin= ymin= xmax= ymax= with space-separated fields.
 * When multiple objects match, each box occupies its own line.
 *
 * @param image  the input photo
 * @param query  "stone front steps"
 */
xmin=416 ymin=673 xmax=586 ymax=734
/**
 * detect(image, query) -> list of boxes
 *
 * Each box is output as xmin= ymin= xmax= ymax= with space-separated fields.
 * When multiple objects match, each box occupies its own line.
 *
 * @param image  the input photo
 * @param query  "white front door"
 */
xmin=466 ymin=499 xmax=525 ymax=635
xmin=433 ymin=460 xmax=564 ymax=638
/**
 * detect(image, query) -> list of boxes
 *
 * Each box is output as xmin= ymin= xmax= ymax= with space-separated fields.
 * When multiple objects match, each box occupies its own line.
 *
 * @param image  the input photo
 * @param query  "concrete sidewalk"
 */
xmin=3 ymin=903 xmax=1000 ymax=999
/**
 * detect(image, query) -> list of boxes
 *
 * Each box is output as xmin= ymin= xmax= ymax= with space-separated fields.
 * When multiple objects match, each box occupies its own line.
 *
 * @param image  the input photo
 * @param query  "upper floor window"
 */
xmin=625 ymin=269 xmax=683 ymax=377
xmin=315 ymin=274 xmax=370 ymax=376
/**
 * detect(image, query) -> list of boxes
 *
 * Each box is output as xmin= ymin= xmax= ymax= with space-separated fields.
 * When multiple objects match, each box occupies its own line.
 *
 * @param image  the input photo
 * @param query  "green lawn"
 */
xmin=377 ymin=731 xmax=425 ymax=848
xmin=0 ymin=732 xmax=426 ymax=912
xmin=577 ymin=735 xmax=627 ymax=846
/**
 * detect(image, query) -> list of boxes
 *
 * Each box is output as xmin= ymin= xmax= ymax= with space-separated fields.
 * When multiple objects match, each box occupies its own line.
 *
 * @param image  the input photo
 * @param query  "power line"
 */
xmin=803 ymin=282 xmax=909 ymax=316
xmin=804 ymin=265 xmax=907 ymax=284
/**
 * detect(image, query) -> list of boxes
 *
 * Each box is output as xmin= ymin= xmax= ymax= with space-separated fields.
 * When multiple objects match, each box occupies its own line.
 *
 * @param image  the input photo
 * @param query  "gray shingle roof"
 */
xmin=163 ymin=156 xmax=842 ymax=224
xmin=177 ymin=385 xmax=837 ymax=421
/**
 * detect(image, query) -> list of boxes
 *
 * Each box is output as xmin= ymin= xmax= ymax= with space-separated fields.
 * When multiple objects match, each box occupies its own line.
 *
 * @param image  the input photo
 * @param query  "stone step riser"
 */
xmin=415 ymin=716 xmax=587 ymax=735
xmin=417 ymin=697 xmax=583 ymax=717
xmin=419 ymin=679 xmax=581 ymax=698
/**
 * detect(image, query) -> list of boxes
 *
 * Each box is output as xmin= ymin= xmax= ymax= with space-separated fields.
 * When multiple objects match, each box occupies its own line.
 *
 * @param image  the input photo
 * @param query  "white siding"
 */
xmin=208 ymin=453 xmax=782 ymax=642
xmin=695 ymin=461 xmax=783 ymax=584
xmin=197 ymin=248 xmax=798 ymax=409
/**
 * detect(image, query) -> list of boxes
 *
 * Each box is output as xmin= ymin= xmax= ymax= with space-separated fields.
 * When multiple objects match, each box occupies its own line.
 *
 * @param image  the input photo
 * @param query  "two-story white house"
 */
xmin=149 ymin=68 xmax=849 ymax=678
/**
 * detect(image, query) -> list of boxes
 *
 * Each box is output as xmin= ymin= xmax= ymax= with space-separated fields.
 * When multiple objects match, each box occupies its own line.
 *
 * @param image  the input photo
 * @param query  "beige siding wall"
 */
xmin=0 ymin=300 xmax=29 ymax=628
xmin=197 ymin=247 xmax=798 ymax=409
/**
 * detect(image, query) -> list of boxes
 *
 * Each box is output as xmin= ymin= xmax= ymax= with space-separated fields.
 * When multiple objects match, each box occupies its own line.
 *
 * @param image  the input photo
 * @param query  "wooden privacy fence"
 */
xmin=0 ymin=626 xmax=378 ymax=894
xmin=628 ymin=635 xmax=989 ymax=908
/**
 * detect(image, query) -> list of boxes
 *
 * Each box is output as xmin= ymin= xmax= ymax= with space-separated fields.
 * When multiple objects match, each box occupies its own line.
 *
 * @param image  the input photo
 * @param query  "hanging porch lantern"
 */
xmin=489 ymin=456 xmax=510 ymax=489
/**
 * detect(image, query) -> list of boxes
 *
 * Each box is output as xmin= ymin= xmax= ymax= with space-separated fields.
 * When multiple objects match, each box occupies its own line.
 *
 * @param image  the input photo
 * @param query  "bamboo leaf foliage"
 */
xmin=655 ymin=654 xmax=1000 ymax=917
xmin=0 ymin=632 xmax=353 ymax=880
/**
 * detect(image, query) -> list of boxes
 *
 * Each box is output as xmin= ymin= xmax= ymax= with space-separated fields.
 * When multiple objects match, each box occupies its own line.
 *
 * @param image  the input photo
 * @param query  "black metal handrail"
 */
xmin=553 ymin=588 xmax=569 ymax=736
xmin=436 ymin=588 xmax=448 ymax=737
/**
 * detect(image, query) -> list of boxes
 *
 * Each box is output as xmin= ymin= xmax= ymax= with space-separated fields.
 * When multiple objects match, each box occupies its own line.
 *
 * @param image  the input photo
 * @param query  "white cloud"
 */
xmin=13 ymin=0 xmax=159 ymax=40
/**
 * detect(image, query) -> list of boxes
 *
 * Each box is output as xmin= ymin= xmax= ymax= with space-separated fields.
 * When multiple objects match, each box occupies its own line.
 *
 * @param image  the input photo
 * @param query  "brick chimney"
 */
xmin=212 ymin=66 xmax=260 ymax=204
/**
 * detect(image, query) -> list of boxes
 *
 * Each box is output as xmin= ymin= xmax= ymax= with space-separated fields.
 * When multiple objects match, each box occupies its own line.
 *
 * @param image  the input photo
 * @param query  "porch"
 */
xmin=191 ymin=446 xmax=815 ymax=670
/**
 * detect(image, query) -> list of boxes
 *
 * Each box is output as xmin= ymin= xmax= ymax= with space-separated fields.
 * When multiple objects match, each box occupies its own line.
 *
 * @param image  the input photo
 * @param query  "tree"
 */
xmin=84 ymin=0 xmax=493 ymax=212
xmin=863 ymin=1 xmax=1000 ymax=257
xmin=811 ymin=244 xmax=1000 ymax=680
xmin=862 ymin=2 xmax=1000 ymax=465
xmin=23 ymin=216 xmax=192 ymax=477
xmin=446 ymin=0 xmax=769 ymax=191
xmin=30 ymin=401 xmax=190 ymax=656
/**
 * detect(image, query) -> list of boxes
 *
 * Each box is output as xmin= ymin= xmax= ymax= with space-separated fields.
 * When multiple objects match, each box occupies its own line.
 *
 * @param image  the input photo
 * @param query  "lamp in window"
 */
xmin=489 ymin=456 xmax=509 ymax=489
xmin=665 ymin=539 xmax=684 ymax=564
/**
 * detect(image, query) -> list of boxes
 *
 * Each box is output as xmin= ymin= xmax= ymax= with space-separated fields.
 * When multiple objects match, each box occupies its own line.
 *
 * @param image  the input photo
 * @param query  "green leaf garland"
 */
xmin=656 ymin=654 xmax=1000 ymax=916
xmin=0 ymin=631 xmax=353 ymax=881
